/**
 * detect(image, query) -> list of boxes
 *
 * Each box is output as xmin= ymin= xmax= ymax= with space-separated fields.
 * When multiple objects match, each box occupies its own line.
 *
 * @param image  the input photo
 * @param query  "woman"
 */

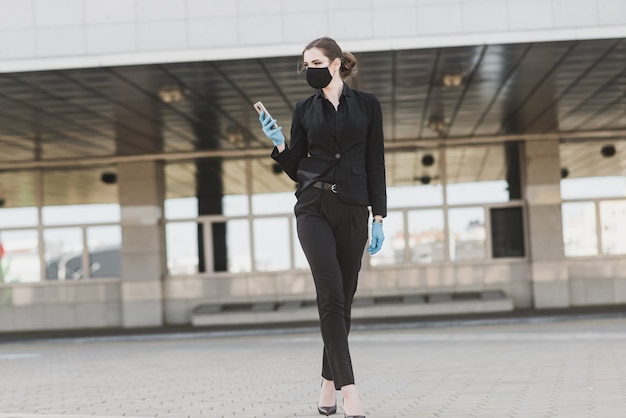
xmin=258 ymin=37 xmax=386 ymax=418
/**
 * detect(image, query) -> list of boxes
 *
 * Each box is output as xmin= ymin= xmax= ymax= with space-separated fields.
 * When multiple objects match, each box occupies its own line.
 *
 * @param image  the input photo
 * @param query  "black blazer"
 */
xmin=272 ymin=85 xmax=387 ymax=217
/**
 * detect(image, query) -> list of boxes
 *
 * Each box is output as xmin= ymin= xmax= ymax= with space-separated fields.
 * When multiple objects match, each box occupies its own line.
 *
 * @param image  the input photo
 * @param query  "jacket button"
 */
xmin=335 ymin=153 xmax=341 ymax=159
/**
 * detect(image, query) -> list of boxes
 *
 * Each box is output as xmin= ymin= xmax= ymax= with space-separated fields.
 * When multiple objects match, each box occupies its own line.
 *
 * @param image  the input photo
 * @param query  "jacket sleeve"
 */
xmin=271 ymin=101 xmax=307 ymax=182
xmin=365 ymin=94 xmax=387 ymax=218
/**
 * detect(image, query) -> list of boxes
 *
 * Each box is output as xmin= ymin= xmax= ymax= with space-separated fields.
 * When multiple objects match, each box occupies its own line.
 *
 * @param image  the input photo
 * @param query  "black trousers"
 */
xmin=295 ymin=185 xmax=369 ymax=390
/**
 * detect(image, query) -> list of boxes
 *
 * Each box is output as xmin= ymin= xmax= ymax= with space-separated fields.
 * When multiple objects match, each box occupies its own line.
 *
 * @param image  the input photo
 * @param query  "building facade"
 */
xmin=0 ymin=0 xmax=625 ymax=331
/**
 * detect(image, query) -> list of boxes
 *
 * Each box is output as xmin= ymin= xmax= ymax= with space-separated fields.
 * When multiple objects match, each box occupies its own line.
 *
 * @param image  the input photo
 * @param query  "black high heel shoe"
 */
xmin=317 ymin=404 xmax=337 ymax=415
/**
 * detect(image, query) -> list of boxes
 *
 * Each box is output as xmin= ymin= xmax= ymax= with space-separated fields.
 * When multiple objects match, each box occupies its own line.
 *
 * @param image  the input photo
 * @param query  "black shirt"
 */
xmin=318 ymin=84 xmax=349 ymax=183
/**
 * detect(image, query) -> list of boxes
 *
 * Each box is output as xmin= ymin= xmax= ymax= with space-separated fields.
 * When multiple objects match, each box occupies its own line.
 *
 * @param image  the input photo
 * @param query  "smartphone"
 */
xmin=253 ymin=101 xmax=278 ymax=128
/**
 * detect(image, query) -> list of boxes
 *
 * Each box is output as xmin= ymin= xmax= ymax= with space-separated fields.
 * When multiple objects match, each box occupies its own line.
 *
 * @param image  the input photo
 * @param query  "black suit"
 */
xmin=272 ymin=85 xmax=387 ymax=217
xmin=272 ymin=84 xmax=387 ymax=390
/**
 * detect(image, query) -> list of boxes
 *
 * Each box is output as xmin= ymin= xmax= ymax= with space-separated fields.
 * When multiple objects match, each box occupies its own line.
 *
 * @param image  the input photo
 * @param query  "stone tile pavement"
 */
xmin=1 ymin=316 xmax=626 ymax=417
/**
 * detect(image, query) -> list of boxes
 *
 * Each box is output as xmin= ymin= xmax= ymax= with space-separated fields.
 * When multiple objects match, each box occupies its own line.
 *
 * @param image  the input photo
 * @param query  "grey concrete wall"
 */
xmin=0 ymin=280 xmax=122 ymax=332
xmin=1 ymin=0 xmax=625 ymax=73
xmin=2 ymin=256 xmax=625 ymax=332
xmin=162 ymin=261 xmax=533 ymax=324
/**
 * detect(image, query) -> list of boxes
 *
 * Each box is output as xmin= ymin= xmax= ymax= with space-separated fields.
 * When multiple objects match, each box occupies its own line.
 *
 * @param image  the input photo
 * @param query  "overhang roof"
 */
xmin=0 ymin=37 xmax=624 ymax=205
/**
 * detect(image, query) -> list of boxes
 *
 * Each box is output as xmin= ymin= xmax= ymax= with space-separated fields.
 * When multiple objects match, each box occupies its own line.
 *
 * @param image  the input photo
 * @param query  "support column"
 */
xmin=525 ymin=140 xmax=569 ymax=308
xmin=114 ymin=67 xmax=165 ymax=327
xmin=118 ymin=161 xmax=165 ymax=327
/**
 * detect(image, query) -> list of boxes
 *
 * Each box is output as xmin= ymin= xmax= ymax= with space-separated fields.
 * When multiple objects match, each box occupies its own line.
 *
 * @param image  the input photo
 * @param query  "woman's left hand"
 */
xmin=367 ymin=222 xmax=384 ymax=255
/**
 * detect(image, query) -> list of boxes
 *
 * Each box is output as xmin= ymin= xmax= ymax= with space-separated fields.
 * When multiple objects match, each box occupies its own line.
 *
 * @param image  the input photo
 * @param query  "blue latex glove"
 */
xmin=368 ymin=222 xmax=384 ymax=255
xmin=259 ymin=112 xmax=285 ymax=147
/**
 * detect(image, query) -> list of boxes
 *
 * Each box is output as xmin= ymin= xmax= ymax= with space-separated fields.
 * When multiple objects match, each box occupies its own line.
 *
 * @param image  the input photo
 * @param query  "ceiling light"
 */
xmin=442 ymin=72 xmax=464 ymax=88
xmin=158 ymin=84 xmax=185 ymax=104
xmin=428 ymin=115 xmax=447 ymax=136
xmin=226 ymin=126 xmax=244 ymax=143
xmin=421 ymin=154 xmax=435 ymax=167
xmin=272 ymin=163 xmax=283 ymax=175
xmin=101 ymin=172 xmax=117 ymax=184
xmin=601 ymin=145 xmax=616 ymax=158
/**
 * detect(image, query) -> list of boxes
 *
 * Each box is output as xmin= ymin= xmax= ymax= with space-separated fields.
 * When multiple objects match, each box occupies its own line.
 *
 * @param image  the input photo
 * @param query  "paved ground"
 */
xmin=1 ymin=316 xmax=626 ymax=417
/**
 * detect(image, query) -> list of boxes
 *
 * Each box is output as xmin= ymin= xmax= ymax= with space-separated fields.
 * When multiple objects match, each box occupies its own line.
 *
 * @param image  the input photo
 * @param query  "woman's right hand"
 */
xmin=259 ymin=112 xmax=285 ymax=147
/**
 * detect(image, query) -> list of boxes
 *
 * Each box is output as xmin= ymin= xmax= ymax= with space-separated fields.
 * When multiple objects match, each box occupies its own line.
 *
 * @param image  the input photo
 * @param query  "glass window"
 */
xmin=448 ymin=208 xmax=486 ymax=260
xmin=43 ymin=204 xmax=120 ymax=226
xmin=226 ymin=219 xmax=251 ymax=273
xmin=222 ymin=160 xmax=249 ymax=216
xmin=490 ymin=207 xmax=525 ymax=258
xmin=252 ymin=192 xmax=296 ymax=215
xmin=44 ymin=227 xmax=84 ymax=280
xmin=165 ymin=197 xmax=198 ymax=220
xmin=165 ymin=222 xmax=199 ymax=275
xmin=599 ymin=200 xmax=626 ymax=255
xmin=560 ymin=141 xmax=626 ymax=199
xmin=166 ymin=160 xmax=249 ymax=218
xmin=388 ymin=185 xmax=443 ymax=208
xmin=407 ymin=209 xmax=445 ymax=264
xmin=87 ymin=226 xmax=121 ymax=278
xmin=251 ymin=158 xmax=296 ymax=215
xmin=370 ymin=212 xmax=405 ymax=266
xmin=223 ymin=194 xmax=248 ymax=217
xmin=0 ymin=207 xmax=38 ymax=228
xmin=562 ymin=202 xmax=597 ymax=257
xmin=386 ymin=150 xmax=443 ymax=207
xmin=561 ymin=177 xmax=626 ymax=200
xmin=446 ymin=144 xmax=520 ymax=204
xmin=253 ymin=218 xmax=290 ymax=271
xmin=0 ymin=229 xmax=40 ymax=283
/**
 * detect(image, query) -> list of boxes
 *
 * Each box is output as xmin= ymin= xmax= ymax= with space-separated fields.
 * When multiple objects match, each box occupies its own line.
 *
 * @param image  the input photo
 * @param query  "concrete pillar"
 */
xmin=524 ymin=140 xmax=569 ymax=308
xmin=117 ymin=161 xmax=165 ymax=327
xmin=114 ymin=67 xmax=165 ymax=327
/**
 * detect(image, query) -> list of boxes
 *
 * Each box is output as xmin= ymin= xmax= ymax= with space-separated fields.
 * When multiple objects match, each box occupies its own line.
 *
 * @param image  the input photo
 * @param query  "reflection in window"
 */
xmin=600 ymin=200 xmax=626 ymax=255
xmin=562 ymin=202 xmax=597 ymax=257
xmin=87 ymin=226 xmax=121 ymax=278
xmin=253 ymin=218 xmax=290 ymax=271
xmin=165 ymin=222 xmax=199 ymax=275
xmin=0 ymin=230 xmax=40 ymax=283
xmin=448 ymin=208 xmax=485 ymax=260
xmin=370 ymin=212 xmax=405 ymax=266
xmin=407 ymin=210 xmax=445 ymax=264
xmin=44 ymin=228 xmax=84 ymax=280
xmin=226 ymin=220 xmax=251 ymax=273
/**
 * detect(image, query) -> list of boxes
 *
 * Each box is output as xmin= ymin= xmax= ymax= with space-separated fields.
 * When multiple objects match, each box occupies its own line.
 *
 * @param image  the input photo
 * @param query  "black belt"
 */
xmin=313 ymin=181 xmax=337 ymax=193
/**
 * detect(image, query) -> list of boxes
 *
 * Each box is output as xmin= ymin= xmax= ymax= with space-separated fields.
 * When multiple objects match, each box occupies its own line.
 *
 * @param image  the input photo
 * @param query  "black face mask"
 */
xmin=306 ymin=66 xmax=333 ymax=89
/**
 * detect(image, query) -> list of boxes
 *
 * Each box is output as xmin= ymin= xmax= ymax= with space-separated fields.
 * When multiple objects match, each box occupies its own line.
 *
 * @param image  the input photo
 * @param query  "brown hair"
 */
xmin=302 ymin=37 xmax=358 ymax=81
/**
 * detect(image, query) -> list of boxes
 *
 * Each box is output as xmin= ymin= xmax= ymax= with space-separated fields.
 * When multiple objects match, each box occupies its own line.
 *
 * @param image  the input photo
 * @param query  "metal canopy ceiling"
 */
xmin=0 ymin=37 xmax=624 ymax=204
